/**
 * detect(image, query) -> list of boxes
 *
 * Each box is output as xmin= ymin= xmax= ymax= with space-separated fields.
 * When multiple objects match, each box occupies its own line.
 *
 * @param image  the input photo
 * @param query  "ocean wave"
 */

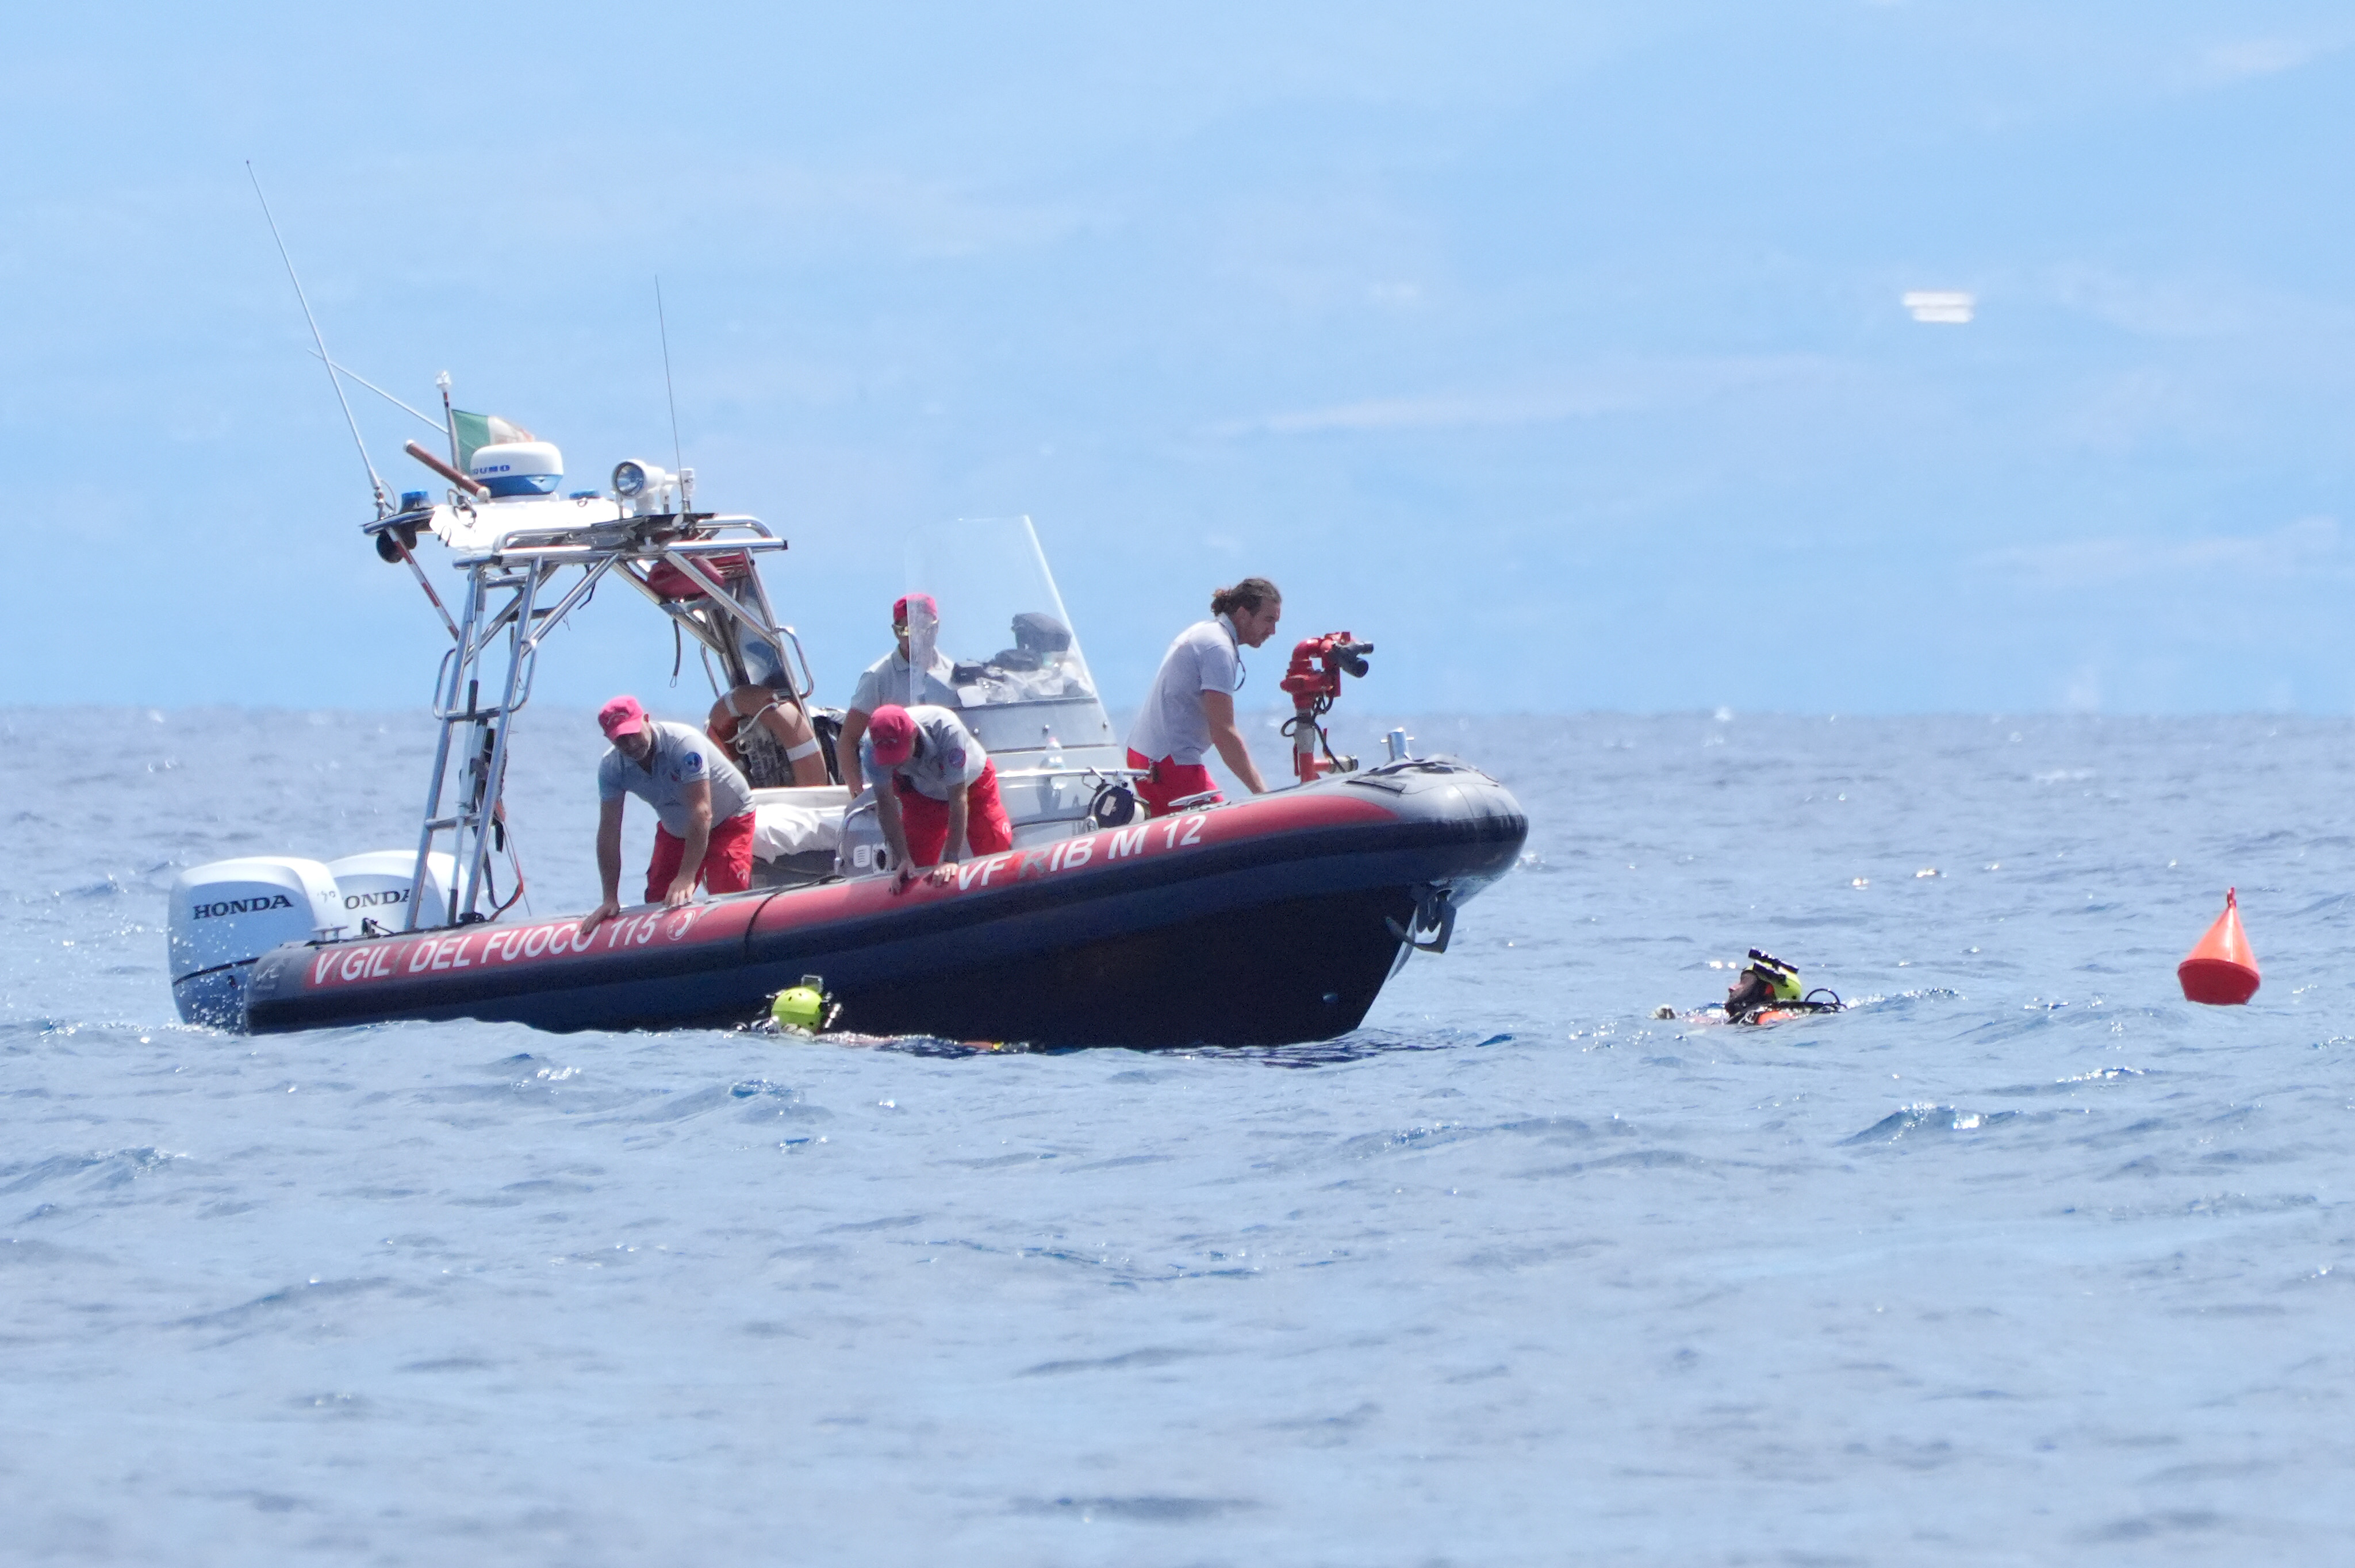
xmin=1 ymin=1146 xmax=189 ymax=1194
xmin=1843 ymin=1103 xmax=2025 ymax=1144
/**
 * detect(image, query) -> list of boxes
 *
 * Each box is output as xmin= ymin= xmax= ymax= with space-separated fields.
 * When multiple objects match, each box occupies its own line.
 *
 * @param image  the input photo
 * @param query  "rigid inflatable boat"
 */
xmin=168 ymin=391 xmax=1525 ymax=1045
xmin=241 ymin=763 xmax=1520 ymax=1044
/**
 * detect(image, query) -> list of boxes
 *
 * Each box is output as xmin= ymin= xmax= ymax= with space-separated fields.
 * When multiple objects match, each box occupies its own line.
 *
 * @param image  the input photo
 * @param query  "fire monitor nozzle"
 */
xmin=1280 ymin=631 xmax=1376 ymax=784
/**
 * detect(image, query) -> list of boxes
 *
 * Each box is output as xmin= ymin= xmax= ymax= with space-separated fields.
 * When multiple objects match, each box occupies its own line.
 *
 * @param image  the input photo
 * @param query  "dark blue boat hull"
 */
xmin=242 ymin=760 xmax=1526 ymax=1047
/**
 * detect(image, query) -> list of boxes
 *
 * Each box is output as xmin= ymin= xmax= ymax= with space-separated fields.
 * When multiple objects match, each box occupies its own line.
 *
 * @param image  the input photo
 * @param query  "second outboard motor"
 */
xmin=168 ymin=857 xmax=345 ymax=1028
xmin=325 ymin=851 xmax=456 ymax=938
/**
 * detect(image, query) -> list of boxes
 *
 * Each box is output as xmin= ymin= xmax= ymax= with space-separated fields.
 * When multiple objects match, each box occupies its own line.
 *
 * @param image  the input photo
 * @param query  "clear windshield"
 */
xmin=904 ymin=515 xmax=1100 ymax=708
xmin=903 ymin=516 xmax=1122 ymax=840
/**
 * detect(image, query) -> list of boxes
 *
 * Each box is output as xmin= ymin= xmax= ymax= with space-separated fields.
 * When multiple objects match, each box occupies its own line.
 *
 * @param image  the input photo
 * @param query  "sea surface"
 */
xmin=5 ymin=707 xmax=2352 ymax=1566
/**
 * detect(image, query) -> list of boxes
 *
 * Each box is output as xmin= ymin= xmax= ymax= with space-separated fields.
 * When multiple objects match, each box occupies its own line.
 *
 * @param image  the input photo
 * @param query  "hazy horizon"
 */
xmin=7 ymin=2 xmax=2352 ymax=716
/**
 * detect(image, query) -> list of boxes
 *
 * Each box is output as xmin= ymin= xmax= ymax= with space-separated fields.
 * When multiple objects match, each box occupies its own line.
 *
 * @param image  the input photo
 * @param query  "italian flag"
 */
xmin=451 ymin=410 xmax=535 ymax=470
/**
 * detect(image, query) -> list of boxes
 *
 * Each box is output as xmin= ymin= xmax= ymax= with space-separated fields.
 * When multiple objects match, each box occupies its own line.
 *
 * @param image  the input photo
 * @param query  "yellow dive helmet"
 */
xmin=1745 ymin=948 xmax=1802 ymax=1003
xmin=770 ymin=975 xmax=830 ymax=1033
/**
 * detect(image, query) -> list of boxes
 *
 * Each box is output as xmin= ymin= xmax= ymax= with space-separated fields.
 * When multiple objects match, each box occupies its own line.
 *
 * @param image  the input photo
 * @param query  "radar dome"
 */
xmin=467 ymin=440 xmax=563 ymax=499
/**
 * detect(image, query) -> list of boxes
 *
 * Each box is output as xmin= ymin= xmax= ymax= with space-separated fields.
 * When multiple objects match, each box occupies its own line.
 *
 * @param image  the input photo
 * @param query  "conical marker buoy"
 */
xmin=2178 ymin=887 xmax=2260 ymax=1005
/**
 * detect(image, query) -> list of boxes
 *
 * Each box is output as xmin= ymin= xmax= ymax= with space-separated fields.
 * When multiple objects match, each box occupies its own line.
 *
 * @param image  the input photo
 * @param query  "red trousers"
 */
xmin=1128 ymin=748 xmax=1223 ymax=818
xmin=896 ymin=760 xmax=1013 ymax=866
xmin=646 ymin=810 xmax=756 ymax=902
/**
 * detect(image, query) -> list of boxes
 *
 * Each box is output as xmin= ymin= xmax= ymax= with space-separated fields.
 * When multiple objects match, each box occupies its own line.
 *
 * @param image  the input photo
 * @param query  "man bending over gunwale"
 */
xmin=580 ymin=695 xmax=756 ymax=936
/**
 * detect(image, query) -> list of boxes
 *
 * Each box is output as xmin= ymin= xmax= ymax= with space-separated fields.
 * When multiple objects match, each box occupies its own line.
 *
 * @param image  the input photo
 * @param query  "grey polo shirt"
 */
xmin=849 ymin=648 xmax=961 ymax=716
xmin=1126 ymin=614 xmax=1243 ymax=766
xmin=597 ymin=720 xmax=753 ymax=836
xmin=858 ymin=705 xmax=988 ymax=802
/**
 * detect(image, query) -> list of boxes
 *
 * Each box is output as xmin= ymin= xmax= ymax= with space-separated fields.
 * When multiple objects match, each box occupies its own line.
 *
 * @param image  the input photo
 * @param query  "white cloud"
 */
xmin=1903 ymin=290 xmax=1975 ymax=324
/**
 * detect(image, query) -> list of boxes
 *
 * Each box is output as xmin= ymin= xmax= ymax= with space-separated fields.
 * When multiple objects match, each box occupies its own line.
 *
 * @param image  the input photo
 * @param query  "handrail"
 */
xmin=481 ymin=537 xmax=786 ymax=566
xmin=775 ymin=624 xmax=818 ymax=701
xmin=988 ymin=766 xmax=1149 ymax=782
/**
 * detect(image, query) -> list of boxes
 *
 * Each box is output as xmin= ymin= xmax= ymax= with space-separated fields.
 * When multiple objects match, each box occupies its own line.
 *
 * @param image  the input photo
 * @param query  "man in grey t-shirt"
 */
xmin=581 ymin=695 xmax=757 ymax=935
xmin=1125 ymin=577 xmax=1283 ymax=816
xmin=859 ymin=704 xmax=1014 ymax=889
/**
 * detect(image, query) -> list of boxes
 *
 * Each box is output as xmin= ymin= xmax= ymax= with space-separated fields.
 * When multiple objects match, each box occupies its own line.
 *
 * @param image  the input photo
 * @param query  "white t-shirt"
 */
xmin=858 ymin=705 xmax=989 ymax=801
xmin=848 ymin=647 xmax=961 ymax=716
xmin=597 ymin=721 xmax=753 ymax=836
xmin=1126 ymin=615 xmax=1242 ymax=766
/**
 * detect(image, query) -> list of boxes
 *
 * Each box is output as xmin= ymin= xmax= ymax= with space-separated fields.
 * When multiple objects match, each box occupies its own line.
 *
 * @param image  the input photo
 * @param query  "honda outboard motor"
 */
xmin=325 ymin=850 xmax=456 ymax=939
xmin=168 ymin=857 xmax=345 ymax=1027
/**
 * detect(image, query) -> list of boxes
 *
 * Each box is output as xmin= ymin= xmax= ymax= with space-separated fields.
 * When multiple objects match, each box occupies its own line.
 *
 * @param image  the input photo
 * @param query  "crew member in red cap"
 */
xmin=1126 ymin=577 xmax=1282 ymax=816
xmin=580 ymin=695 xmax=757 ymax=935
xmin=860 ymin=703 xmax=1011 ymax=890
xmin=836 ymin=593 xmax=961 ymax=791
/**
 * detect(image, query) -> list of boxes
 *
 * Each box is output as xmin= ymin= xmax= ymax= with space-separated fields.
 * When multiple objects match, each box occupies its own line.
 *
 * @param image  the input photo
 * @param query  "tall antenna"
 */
xmin=247 ymin=162 xmax=389 ymax=517
xmin=655 ymin=276 xmax=685 ymax=477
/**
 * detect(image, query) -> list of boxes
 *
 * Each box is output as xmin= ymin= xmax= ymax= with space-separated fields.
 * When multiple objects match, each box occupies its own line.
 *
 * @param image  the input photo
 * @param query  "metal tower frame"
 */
xmin=365 ymin=505 xmax=810 ymax=932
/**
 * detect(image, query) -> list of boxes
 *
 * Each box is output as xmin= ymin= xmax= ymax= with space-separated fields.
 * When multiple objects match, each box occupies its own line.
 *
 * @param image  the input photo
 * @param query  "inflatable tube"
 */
xmin=243 ymin=758 xmax=1526 ymax=1047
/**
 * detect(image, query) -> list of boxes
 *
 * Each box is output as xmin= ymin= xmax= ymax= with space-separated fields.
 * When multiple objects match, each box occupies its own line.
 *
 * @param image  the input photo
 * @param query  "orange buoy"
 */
xmin=2178 ymin=887 xmax=2260 ymax=1005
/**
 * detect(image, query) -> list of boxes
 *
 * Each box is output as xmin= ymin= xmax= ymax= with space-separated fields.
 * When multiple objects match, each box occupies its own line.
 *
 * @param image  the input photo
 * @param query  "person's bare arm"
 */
xmin=1200 ymin=690 xmax=1268 ymax=794
xmin=666 ymin=780 xmax=712 ymax=908
xmin=944 ymin=782 xmax=971 ymax=863
xmin=838 ymin=709 xmax=870 ymax=791
xmin=581 ymin=795 xmax=626 ymax=935
xmin=875 ymin=780 xmax=918 ymax=891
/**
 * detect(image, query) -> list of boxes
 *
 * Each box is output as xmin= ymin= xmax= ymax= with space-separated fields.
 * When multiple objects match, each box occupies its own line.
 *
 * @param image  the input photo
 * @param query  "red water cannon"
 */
xmin=1279 ymin=632 xmax=1375 ymax=783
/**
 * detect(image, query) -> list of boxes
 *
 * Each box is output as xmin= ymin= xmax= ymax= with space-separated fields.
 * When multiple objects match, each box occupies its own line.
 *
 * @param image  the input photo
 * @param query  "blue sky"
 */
xmin=5 ymin=2 xmax=2352 ymax=714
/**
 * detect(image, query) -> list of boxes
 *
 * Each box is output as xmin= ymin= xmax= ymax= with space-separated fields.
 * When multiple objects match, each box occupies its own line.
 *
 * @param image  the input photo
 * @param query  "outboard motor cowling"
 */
xmin=325 ymin=850 xmax=456 ymax=939
xmin=168 ymin=857 xmax=344 ymax=1027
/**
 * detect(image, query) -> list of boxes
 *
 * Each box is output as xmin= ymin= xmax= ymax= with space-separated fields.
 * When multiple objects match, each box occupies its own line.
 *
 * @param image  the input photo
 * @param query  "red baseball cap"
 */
xmin=598 ymin=695 xmax=648 ymax=739
xmin=866 ymin=704 xmax=917 ymax=766
xmin=892 ymin=593 xmax=937 ymax=629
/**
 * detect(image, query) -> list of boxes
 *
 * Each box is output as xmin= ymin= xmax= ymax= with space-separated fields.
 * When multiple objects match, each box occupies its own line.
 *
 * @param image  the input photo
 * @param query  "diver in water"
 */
xmin=1721 ymin=949 xmax=1843 ymax=1024
xmin=1655 ymin=950 xmax=1846 ymax=1024
xmin=769 ymin=977 xmax=841 ymax=1036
